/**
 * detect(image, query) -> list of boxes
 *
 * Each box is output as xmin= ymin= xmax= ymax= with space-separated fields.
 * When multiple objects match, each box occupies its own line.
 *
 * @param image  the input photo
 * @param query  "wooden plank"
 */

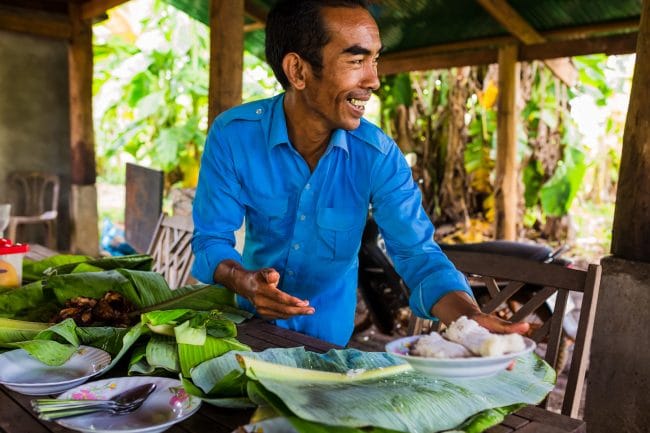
xmin=516 ymin=406 xmax=586 ymax=432
xmin=495 ymin=44 xmax=519 ymax=240
xmin=485 ymin=425 xmax=514 ymax=433
xmin=612 ymin=0 xmax=650 ymax=262
xmin=476 ymin=0 xmax=577 ymax=86
xmin=501 ymin=414 xmax=530 ymax=429
xmin=208 ymin=0 xmax=244 ymax=124
xmin=0 ymin=9 xmax=70 ymax=39
xmin=520 ymin=32 xmax=638 ymax=60
xmin=125 ymin=163 xmax=163 ymax=253
xmin=562 ymin=264 xmax=601 ymax=417
xmin=379 ymin=48 xmax=498 ymax=75
xmin=81 ymin=0 xmax=130 ymax=20
xmin=379 ymin=32 xmax=637 ymax=75
xmin=476 ymin=0 xmax=544 ymax=44
xmin=68 ymin=2 xmax=96 ymax=186
xmin=244 ymin=0 xmax=268 ymax=25
xmin=0 ymin=389 xmax=52 ymax=433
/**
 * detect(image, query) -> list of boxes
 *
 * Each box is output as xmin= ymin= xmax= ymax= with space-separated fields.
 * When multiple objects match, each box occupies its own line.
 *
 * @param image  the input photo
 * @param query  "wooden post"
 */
xmin=495 ymin=44 xmax=519 ymax=240
xmin=208 ymin=0 xmax=244 ymax=125
xmin=68 ymin=2 xmax=99 ymax=255
xmin=611 ymin=0 xmax=650 ymax=262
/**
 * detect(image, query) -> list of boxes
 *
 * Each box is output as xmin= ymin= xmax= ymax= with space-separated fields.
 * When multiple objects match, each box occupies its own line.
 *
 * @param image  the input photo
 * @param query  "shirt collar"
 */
xmin=268 ymin=93 xmax=349 ymax=157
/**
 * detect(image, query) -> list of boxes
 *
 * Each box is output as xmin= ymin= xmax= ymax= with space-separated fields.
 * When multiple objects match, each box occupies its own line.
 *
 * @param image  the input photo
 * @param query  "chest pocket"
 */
xmin=316 ymin=207 xmax=366 ymax=261
xmin=241 ymin=193 xmax=290 ymax=238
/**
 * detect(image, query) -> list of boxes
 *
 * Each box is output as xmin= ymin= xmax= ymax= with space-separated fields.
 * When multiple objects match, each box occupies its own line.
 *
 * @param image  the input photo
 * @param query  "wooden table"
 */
xmin=0 ymin=320 xmax=586 ymax=433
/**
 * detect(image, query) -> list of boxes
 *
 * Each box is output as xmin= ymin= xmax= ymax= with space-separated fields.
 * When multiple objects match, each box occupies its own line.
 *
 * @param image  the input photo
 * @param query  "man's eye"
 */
xmin=350 ymin=59 xmax=363 ymax=65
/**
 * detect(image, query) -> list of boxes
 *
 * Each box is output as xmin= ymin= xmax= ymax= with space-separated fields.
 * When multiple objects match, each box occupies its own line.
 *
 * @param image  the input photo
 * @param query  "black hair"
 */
xmin=265 ymin=0 xmax=370 ymax=89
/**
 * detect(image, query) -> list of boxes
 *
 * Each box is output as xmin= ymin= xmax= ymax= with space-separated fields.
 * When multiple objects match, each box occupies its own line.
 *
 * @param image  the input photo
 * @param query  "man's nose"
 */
xmin=362 ymin=62 xmax=380 ymax=91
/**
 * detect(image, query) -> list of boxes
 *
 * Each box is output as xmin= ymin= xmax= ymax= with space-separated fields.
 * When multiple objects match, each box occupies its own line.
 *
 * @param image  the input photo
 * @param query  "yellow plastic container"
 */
xmin=0 ymin=239 xmax=29 ymax=289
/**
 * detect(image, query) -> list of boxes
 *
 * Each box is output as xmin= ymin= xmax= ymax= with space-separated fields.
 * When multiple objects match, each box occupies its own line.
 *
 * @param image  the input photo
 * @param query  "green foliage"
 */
xmin=93 ymin=1 xmax=281 ymax=188
xmin=94 ymin=0 xmax=209 ymax=187
xmin=540 ymin=146 xmax=588 ymax=216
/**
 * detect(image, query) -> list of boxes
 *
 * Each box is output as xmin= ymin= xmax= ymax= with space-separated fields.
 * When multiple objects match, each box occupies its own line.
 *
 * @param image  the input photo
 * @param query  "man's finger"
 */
xmin=265 ymin=286 xmax=310 ymax=307
xmin=257 ymin=304 xmax=315 ymax=319
xmin=260 ymin=268 xmax=280 ymax=285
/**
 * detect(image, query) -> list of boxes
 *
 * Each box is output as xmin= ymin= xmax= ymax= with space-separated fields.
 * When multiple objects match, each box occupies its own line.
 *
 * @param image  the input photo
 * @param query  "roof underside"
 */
xmin=165 ymin=0 xmax=642 ymax=57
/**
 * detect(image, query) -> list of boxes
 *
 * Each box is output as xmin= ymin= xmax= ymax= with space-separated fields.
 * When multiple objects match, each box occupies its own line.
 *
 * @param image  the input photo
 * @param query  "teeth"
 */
xmin=349 ymin=98 xmax=367 ymax=108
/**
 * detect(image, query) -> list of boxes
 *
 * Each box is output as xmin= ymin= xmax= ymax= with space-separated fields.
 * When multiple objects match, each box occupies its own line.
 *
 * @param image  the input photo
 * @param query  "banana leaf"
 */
xmin=131 ymin=309 xmax=252 ymax=377
xmin=190 ymin=347 xmax=555 ymax=433
xmin=0 ymin=273 xmax=251 ymax=366
xmin=22 ymin=254 xmax=153 ymax=283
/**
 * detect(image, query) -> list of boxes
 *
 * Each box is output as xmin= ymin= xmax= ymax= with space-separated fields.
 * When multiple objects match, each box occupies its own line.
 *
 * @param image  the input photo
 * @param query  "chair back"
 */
xmin=147 ymin=214 xmax=195 ymax=289
xmin=8 ymin=171 xmax=59 ymax=218
xmin=411 ymin=251 xmax=601 ymax=418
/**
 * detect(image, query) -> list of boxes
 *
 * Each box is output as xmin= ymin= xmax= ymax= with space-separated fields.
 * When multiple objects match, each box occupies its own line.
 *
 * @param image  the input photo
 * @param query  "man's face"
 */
xmin=302 ymin=6 xmax=382 ymax=131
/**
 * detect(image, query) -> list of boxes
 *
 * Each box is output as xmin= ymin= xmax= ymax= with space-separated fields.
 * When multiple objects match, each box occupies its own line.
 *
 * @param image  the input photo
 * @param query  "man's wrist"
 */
xmin=430 ymin=291 xmax=481 ymax=325
xmin=214 ymin=259 xmax=245 ymax=295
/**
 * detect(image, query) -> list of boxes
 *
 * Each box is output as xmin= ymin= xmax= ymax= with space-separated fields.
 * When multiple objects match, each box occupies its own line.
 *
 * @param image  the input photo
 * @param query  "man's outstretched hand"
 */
xmin=215 ymin=260 xmax=315 ymax=319
xmin=432 ymin=291 xmax=530 ymax=335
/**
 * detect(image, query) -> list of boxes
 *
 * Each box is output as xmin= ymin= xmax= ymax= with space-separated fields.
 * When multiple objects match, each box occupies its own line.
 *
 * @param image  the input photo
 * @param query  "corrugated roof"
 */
xmin=164 ymin=0 xmax=642 ymax=57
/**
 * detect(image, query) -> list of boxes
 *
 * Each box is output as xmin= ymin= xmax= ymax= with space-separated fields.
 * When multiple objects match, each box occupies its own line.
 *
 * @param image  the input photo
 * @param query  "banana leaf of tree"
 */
xmin=189 ymin=347 xmax=555 ymax=433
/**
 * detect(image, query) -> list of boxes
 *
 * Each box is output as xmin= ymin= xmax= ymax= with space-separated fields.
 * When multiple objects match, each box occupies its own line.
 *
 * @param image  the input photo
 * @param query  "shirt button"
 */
xmin=299 ymin=214 xmax=306 ymax=221
xmin=255 ymin=108 xmax=263 ymax=115
xmin=287 ymin=270 xmax=294 ymax=276
xmin=293 ymin=243 xmax=300 ymax=250
xmin=304 ymin=183 xmax=311 ymax=190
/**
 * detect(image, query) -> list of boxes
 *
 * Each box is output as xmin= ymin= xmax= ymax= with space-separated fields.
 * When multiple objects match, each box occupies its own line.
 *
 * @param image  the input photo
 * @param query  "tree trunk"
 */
xmin=439 ymin=67 xmax=470 ymax=224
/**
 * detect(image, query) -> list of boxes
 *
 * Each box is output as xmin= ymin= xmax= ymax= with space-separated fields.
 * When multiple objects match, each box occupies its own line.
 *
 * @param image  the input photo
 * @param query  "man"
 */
xmin=191 ymin=0 xmax=528 ymax=346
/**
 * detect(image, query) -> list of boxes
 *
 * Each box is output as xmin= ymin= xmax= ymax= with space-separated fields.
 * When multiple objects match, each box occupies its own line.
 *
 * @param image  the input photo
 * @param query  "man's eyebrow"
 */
xmin=342 ymin=44 xmax=384 ymax=56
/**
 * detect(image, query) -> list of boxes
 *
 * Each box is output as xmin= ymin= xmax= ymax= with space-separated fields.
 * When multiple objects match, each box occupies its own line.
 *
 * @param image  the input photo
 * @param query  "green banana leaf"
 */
xmin=131 ymin=309 xmax=252 ymax=377
xmin=22 ymin=254 xmax=153 ymax=283
xmin=190 ymin=347 xmax=555 ymax=433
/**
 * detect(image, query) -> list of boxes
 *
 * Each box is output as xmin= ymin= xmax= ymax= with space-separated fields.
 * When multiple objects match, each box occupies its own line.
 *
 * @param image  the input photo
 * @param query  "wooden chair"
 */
xmin=409 ymin=251 xmax=601 ymax=418
xmin=147 ymin=213 xmax=195 ymax=289
xmin=6 ymin=171 xmax=59 ymax=249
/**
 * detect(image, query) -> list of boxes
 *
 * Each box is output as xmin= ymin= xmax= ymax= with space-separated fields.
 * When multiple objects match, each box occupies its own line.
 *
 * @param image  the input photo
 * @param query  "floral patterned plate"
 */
xmin=54 ymin=376 xmax=201 ymax=433
xmin=0 ymin=346 xmax=111 ymax=395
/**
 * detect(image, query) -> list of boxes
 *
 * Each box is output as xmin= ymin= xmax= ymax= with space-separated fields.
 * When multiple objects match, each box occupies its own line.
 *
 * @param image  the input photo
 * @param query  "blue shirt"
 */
xmin=191 ymin=94 xmax=471 ymax=346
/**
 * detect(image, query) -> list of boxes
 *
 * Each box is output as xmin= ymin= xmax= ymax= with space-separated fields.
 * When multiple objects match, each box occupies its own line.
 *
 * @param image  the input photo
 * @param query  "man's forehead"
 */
xmin=321 ymin=6 xmax=381 ymax=53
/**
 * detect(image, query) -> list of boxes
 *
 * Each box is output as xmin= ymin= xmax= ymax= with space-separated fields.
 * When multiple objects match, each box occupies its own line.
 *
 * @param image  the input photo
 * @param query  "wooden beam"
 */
xmin=495 ymin=44 xmax=519 ymax=240
xmin=68 ymin=1 xmax=96 ymax=186
xmin=81 ymin=0 xmax=131 ymax=20
xmin=244 ymin=21 xmax=265 ymax=32
xmin=611 ymin=0 xmax=650 ymax=261
xmin=68 ymin=1 xmax=99 ymax=255
xmin=0 ymin=9 xmax=70 ymax=39
xmin=379 ymin=49 xmax=498 ymax=75
xmin=208 ymin=0 xmax=244 ymax=124
xmin=519 ymin=32 xmax=638 ymax=60
xmin=476 ymin=0 xmax=544 ymax=44
xmin=378 ymin=32 xmax=637 ymax=75
xmin=543 ymin=18 xmax=639 ymax=41
xmin=244 ymin=0 xmax=268 ymax=25
xmin=476 ymin=0 xmax=577 ymax=86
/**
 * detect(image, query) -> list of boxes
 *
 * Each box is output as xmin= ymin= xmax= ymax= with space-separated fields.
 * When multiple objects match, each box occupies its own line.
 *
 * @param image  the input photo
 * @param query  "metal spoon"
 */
xmin=32 ymin=382 xmax=156 ymax=420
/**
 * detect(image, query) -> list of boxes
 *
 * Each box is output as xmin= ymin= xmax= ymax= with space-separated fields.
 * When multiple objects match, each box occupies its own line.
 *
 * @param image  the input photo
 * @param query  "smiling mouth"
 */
xmin=347 ymin=98 xmax=368 ymax=112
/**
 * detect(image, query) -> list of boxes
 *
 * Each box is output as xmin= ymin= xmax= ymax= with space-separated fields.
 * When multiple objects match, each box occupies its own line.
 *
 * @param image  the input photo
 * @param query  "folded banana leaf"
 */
xmin=22 ymin=254 xmax=153 ymax=283
xmin=189 ymin=347 xmax=555 ymax=433
xmin=0 ymin=266 xmax=251 ymax=366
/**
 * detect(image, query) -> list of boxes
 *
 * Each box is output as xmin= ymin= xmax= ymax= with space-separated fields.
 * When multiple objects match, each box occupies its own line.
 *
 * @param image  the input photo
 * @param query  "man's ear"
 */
xmin=282 ymin=53 xmax=308 ymax=90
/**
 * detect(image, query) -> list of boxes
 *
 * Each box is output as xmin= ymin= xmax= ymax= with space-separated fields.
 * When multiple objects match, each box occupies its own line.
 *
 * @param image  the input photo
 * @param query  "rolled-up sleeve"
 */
xmin=191 ymin=122 xmax=244 ymax=283
xmin=370 ymin=143 xmax=472 ymax=320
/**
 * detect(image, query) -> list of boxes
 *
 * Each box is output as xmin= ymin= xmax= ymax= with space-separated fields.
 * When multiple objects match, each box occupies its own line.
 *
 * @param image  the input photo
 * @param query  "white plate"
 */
xmin=55 ymin=376 xmax=202 ymax=433
xmin=0 ymin=346 xmax=111 ymax=395
xmin=385 ymin=335 xmax=536 ymax=378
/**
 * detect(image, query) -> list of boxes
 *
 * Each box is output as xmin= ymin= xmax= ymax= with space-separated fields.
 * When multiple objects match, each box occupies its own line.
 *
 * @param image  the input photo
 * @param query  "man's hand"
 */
xmin=432 ymin=291 xmax=530 ymax=335
xmin=215 ymin=260 xmax=315 ymax=319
